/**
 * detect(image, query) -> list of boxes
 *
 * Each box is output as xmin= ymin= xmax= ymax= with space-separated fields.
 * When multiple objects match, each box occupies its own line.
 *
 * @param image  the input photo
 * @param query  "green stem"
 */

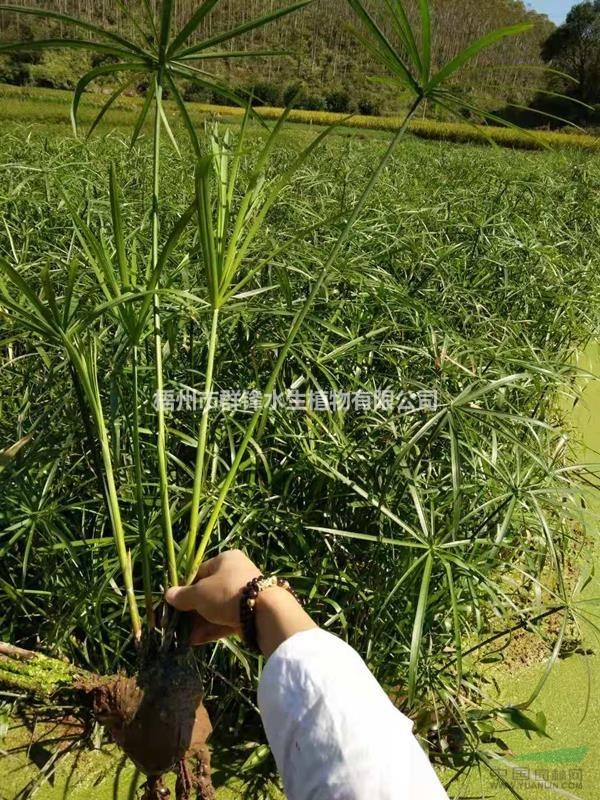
xmin=185 ymin=305 xmax=220 ymax=575
xmin=132 ymin=344 xmax=154 ymax=627
xmin=100 ymin=423 xmax=142 ymax=640
xmin=186 ymin=97 xmax=424 ymax=581
xmin=67 ymin=344 xmax=142 ymax=640
xmin=70 ymin=365 xmax=107 ymax=496
xmin=407 ymin=550 xmax=433 ymax=706
xmin=152 ymin=75 xmax=178 ymax=588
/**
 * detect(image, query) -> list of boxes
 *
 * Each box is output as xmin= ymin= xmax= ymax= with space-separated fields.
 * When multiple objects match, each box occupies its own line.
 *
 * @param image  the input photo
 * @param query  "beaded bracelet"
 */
xmin=239 ymin=575 xmax=301 ymax=653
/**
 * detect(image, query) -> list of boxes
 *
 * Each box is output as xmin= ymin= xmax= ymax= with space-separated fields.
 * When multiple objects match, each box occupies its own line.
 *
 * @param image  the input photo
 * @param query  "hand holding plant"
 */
xmin=166 ymin=550 xmax=261 ymax=642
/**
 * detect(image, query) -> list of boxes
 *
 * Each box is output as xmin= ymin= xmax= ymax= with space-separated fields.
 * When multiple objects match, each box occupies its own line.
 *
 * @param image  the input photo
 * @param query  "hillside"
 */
xmin=0 ymin=0 xmax=555 ymax=113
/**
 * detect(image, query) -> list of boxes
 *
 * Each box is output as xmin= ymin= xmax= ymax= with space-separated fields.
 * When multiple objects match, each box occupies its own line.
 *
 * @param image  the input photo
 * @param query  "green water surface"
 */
xmin=456 ymin=343 xmax=600 ymax=800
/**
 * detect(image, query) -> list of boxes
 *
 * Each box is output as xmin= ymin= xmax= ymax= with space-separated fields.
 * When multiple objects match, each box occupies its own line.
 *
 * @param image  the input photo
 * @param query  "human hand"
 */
xmin=166 ymin=549 xmax=316 ymax=655
xmin=165 ymin=549 xmax=261 ymax=645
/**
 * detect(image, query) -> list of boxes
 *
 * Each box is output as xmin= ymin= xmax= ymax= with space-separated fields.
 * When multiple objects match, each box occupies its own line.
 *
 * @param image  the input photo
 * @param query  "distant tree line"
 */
xmin=1 ymin=0 xmax=598 ymax=126
xmin=541 ymin=1 xmax=600 ymax=123
xmin=493 ymin=1 xmax=600 ymax=127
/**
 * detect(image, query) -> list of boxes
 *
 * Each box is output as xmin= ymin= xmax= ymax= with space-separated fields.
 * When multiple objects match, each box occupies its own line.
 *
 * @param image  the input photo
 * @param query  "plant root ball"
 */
xmin=85 ymin=650 xmax=212 ymax=777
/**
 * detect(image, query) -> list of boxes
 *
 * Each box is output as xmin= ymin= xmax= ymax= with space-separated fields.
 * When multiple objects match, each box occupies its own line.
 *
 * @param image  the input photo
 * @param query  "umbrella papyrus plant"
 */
xmin=0 ymin=1 xmax=537 ymax=796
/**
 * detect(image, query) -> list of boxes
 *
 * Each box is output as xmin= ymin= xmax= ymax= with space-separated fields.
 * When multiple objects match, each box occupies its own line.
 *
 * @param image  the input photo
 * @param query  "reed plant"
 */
xmin=1 ymin=1 xmax=597 ymax=797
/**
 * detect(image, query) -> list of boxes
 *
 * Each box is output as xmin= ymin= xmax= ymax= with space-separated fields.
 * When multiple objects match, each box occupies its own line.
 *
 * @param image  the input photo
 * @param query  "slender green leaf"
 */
xmin=130 ymin=78 xmax=156 ymax=148
xmin=426 ymin=23 xmax=533 ymax=93
xmin=381 ymin=0 xmax=421 ymax=75
xmin=87 ymin=75 xmax=139 ymax=139
xmin=71 ymin=62 xmax=146 ymax=134
xmin=140 ymin=0 xmax=158 ymax=41
xmin=0 ymin=39 xmax=134 ymax=58
xmin=136 ymin=203 xmax=196 ymax=339
xmin=179 ymin=49 xmax=289 ymax=62
xmin=444 ymin=561 xmax=463 ymax=690
xmin=164 ymin=70 xmax=201 ymax=157
xmin=169 ymin=62 xmax=250 ymax=112
xmin=156 ymin=93 xmax=181 ymax=156
xmin=159 ymin=0 xmax=174 ymax=58
xmin=175 ymin=0 xmax=314 ymax=59
xmin=168 ymin=0 xmax=220 ymax=56
xmin=419 ymin=0 xmax=431 ymax=82
xmin=346 ymin=0 xmax=420 ymax=94
xmin=195 ymin=158 xmax=219 ymax=303
xmin=0 ymin=257 xmax=54 ymax=326
xmin=109 ymin=164 xmax=128 ymax=288
xmin=0 ymin=4 xmax=149 ymax=56
xmin=408 ymin=552 xmax=433 ymax=705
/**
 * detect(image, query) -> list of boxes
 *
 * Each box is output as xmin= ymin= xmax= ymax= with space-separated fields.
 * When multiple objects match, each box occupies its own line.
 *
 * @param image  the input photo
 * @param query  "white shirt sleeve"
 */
xmin=257 ymin=628 xmax=449 ymax=800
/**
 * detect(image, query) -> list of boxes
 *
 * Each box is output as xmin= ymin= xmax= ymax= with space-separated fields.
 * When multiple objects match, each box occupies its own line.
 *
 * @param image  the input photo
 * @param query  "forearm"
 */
xmin=255 ymin=587 xmax=317 ymax=659
xmin=255 ymin=610 xmax=448 ymax=800
xmin=166 ymin=551 xmax=448 ymax=799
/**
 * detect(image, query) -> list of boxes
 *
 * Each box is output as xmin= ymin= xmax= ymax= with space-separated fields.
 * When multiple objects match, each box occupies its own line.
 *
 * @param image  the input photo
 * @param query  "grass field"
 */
xmin=1 ymin=99 xmax=599 ymax=800
xmin=1 ymin=82 xmax=599 ymax=152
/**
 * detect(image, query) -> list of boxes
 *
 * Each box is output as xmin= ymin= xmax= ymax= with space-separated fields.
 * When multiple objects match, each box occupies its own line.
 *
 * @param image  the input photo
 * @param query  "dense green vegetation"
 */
xmin=1 ymin=118 xmax=599 ymax=797
xmin=5 ymin=0 xmax=600 ymax=129
xmin=1 ymin=1 xmax=599 ymax=798
xmin=542 ymin=1 xmax=600 ymax=108
xmin=499 ymin=1 xmax=600 ymax=129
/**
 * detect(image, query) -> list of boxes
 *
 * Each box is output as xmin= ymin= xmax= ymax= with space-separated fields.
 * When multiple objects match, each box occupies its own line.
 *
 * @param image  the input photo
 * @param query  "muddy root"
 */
xmin=176 ymin=750 xmax=215 ymax=800
xmin=0 ymin=641 xmax=216 ymax=798
xmin=82 ymin=650 xmax=212 ymax=777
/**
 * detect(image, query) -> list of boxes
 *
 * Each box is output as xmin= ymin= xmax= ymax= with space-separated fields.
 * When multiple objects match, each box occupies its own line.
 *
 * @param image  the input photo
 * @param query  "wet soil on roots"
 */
xmin=1 ymin=635 xmax=216 ymax=798
xmin=79 ymin=648 xmax=214 ymax=798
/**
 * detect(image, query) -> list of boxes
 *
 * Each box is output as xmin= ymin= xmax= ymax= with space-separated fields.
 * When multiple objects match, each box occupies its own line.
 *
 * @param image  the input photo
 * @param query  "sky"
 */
xmin=527 ymin=0 xmax=573 ymax=23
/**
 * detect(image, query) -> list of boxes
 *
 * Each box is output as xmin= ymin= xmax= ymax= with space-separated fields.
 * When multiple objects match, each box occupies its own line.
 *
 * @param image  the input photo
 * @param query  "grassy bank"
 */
xmin=1 ymin=83 xmax=599 ymax=152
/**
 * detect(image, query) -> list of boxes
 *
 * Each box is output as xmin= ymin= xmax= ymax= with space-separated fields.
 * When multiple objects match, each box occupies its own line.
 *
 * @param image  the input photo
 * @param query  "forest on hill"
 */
xmin=0 ymin=0 xmax=555 ymax=114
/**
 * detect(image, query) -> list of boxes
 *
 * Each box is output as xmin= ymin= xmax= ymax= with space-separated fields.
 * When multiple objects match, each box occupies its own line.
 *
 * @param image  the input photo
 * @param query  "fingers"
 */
xmin=193 ymin=555 xmax=220 ymax=581
xmin=165 ymin=556 xmax=221 ymax=611
xmin=165 ymin=584 xmax=201 ymax=612
xmin=166 ymin=574 xmax=221 ymax=623
xmin=164 ymin=550 xmax=253 ymax=628
xmin=165 ymin=558 xmax=221 ymax=611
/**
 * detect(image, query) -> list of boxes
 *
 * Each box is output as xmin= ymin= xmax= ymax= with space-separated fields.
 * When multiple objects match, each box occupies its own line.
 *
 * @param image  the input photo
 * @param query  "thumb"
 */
xmin=165 ymin=584 xmax=200 ymax=612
